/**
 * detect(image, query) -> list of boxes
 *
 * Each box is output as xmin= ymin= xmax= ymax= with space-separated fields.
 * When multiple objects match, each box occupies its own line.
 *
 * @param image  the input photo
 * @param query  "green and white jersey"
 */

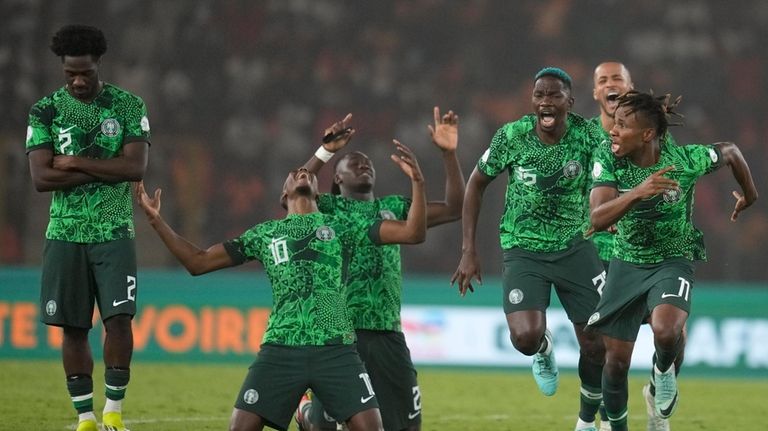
xmin=478 ymin=113 xmax=603 ymax=252
xmin=25 ymin=83 xmax=150 ymax=243
xmin=317 ymin=193 xmax=411 ymax=332
xmin=591 ymin=141 xmax=722 ymax=264
xmin=223 ymin=212 xmax=380 ymax=346
xmin=586 ymin=116 xmax=679 ymax=261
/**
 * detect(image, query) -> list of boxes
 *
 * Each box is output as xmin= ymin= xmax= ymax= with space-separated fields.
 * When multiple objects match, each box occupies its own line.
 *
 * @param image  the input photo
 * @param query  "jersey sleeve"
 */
xmin=340 ymin=217 xmax=382 ymax=248
xmin=122 ymin=94 xmax=151 ymax=144
xmin=682 ymin=144 xmax=723 ymax=177
xmin=393 ymin=195 xmax=411 ymax=220
xmin=222 ymin=225 xmax=264 ymax=265
xmin=25 ymin=100 xmax=55 ymax=153
xmin=591 ymin=144 xmax=618 ymax=188
xmin=477 ymin=117 xmax=533 ymax=177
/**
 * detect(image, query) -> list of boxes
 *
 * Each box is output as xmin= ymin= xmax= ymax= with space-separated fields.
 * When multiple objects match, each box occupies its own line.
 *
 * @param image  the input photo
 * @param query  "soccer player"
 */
xmin=590 ymin=62 xmax=687 ymax=431
xmin=587 ymin=91 xmax=758 ymax=431
xmin=136 ymin=139 xmax=427 ymax=431
xmin=451 ymin=67 xmax=606 ymax=431
xmin=295 ymin=107 xmax=464 ymax=431
xmin=25 ymin=25 xmax=150 ymax=431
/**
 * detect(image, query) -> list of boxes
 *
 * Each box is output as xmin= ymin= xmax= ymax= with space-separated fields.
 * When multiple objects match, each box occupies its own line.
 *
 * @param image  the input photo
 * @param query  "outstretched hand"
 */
xmin=635 ymin=166 xmax=679 ymax=199
xmin=428 ymin=106 xmax=458 ymax=152
xmin=390 ymin=140 xmax=424 ymax=183
xmin=730 ymin=190 xmax=753 ymax=221
xmin=450 ymin=251 xmax=482 ymax=296
xmin=321 ymin=113 xmax=355 ymax=152
xmin=134 ymin=181 xmax=162 ymax=220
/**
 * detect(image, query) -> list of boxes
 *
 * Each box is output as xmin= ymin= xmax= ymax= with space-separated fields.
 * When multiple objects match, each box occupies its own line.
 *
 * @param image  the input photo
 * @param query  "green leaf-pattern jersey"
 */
xmin=478 ymin=113 xmax=604 ymax=252
xmin=223 ymin=212 xmax=378 ymax=346
xmin=25 ymin=84 xmax=150 ymax=243
xmin=586 ymin=116 xmax=678 ymax=261
xmin=317 ymin=193 xmax=411 ymax=331
xmin=591 ymin=142 xmax=722 ymax=263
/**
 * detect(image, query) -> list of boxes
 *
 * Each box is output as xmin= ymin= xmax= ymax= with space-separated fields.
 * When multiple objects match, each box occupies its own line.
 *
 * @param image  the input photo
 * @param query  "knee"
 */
xmin=104 ymin=315 xmax=132 ymax=334
xmin=579 ymin=334 xmax=606 ymax=363
xmin=652 ymin=324 xmax=684 ymax=349
xmin=509 ymin=329 xmax=543 ymax=356
xmin=604 ymin=352 xmax=631 ymax=378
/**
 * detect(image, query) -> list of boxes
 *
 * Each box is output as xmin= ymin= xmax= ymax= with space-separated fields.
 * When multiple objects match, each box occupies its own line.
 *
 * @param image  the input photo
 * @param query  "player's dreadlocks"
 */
xmin=616 ymin=90 xmax=684 ymax=142
xmin=50 ymin=24 xmax=107 ymax=58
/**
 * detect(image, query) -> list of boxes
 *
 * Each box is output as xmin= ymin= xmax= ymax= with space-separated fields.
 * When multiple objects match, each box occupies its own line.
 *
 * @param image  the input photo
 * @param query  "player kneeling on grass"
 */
xmin=136 ymin=140 xmax=426 ymax=431
xmin=587 ymin=91 xmax=757 ymax=431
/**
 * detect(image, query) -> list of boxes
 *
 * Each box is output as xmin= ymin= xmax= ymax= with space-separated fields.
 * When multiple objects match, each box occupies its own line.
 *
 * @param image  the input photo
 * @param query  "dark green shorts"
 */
xmin=234 ymin=344 xmax=378 ymax=431
xmin=312 ymin=330 xmax=421 ymax=429
xmin=501 ymin=238 xmax=605 ymax=323
xmin=40 ymin=239 xmax=137 ymax=328
xmin=587 ymin=258 xmax=694 ymax=341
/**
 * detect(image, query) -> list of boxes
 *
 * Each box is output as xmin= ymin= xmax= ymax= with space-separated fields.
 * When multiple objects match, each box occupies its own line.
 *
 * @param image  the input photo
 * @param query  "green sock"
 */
xmin=104 ymin=367 xmax=130 ymax=412
xmin=602 ymin=371 xmax=628 ymax=431
xmin=577 ymin=355 xmax=603 ymax=421
xmin=66 ymin=374 xmax=93 ymax=415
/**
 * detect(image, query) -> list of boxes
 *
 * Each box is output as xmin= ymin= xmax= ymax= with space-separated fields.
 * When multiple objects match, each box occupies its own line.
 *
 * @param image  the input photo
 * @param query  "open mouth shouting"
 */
xmin=538 ymin=108 xmax=557 ymax=130
xmin=606 ymin=91 xmax=620 ymax=112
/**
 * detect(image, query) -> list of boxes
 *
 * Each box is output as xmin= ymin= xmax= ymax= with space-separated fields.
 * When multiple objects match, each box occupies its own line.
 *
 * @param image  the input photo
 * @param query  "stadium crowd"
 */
xmin=1 ymin=0 xmax=766 ymax=281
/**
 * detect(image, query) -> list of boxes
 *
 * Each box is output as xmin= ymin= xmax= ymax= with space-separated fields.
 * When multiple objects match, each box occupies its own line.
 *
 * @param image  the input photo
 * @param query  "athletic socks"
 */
xmin=104 ymin=367 xmax=130 ymax=413
xmin=602 ymin=370 xmax=629 ymax=431
xmin=67 ymin=374 xmax=94 ymax=415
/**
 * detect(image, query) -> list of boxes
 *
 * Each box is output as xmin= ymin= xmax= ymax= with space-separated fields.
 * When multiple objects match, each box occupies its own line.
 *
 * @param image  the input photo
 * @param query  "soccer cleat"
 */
xmin=653 ymin=364 xmax=679 ymax=419
xmin=574 ymin=419 xmax=598 ymax=431
xmin=531 ymin=329 xmax=559 ymax=396
xmin=102 ymin=411 xmax=129 ymax=431
xmin=295 ymin=391 xmax=313 ymax=431
xmin=76 ymin=419 xmax=98 ymax=431
xmin=643 ymin=384 xmax=670 ymax=431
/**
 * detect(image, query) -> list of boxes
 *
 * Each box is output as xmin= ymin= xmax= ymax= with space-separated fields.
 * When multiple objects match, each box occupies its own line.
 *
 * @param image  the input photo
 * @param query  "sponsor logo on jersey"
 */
xmin=101 ymin=118 xmax=121 ymax=137
xmin=508 ymin=288 xmax=524 ymax=305
xmin=379 ymin=210 xmax=396 ymax=220
xmin=45 ymin=300 xmax=57 ymax=316
xmin=316 ymin=226 xmax=335 ymax=241
xmin=563 ymin=160 xmax=582 ymax=179
xmin=243 ymin=389 xmax=259 ymax=404
xmin=140 ymin=116 xmax=150 ymax=133
xmin=662 ymin=187 xmax=681 ymax=203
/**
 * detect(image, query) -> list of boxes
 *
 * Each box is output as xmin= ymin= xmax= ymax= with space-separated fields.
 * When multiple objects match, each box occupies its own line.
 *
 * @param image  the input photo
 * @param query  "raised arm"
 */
xmin=450 ymin=167 xmax=493 ymax=295
xmin=28 ymin=148 xmax=97 ymax=191
xmin=590 ymin=166 xmax=678 ymax=231
xmin=715 ymin=142 xmax=758 ymax=221
xmin=135 ymin=181 xmax=236 ymax=276
xmin=53 ymin=140 xmax=149 ymax=182
xmin=302 ymin=113 xmax=355 ymax=174
xmin=377 ymin=140 xmax=427 ymax=244
xmin=426 ymin=106 xmax=465 ymax=227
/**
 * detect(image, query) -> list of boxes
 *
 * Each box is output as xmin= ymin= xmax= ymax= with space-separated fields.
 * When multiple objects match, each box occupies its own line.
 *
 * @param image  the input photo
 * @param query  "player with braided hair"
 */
xmin=587 ymin=90 xmax=758 ymax=431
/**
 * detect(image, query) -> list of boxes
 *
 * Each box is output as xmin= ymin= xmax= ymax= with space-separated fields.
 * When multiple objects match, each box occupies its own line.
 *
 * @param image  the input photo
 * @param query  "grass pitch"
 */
xmin=1 ymin=359 xmax=765 ymax=430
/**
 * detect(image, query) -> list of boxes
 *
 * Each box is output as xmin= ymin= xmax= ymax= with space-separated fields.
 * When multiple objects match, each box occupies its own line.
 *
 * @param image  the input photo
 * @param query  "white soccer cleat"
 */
xmin=643 ymin=383 xmax=670 ymax=431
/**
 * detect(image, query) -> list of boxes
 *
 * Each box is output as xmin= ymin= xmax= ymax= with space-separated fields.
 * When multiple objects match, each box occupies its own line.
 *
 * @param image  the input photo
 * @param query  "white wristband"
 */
xmin=314 ymin=145 xmax=335 ymax=163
